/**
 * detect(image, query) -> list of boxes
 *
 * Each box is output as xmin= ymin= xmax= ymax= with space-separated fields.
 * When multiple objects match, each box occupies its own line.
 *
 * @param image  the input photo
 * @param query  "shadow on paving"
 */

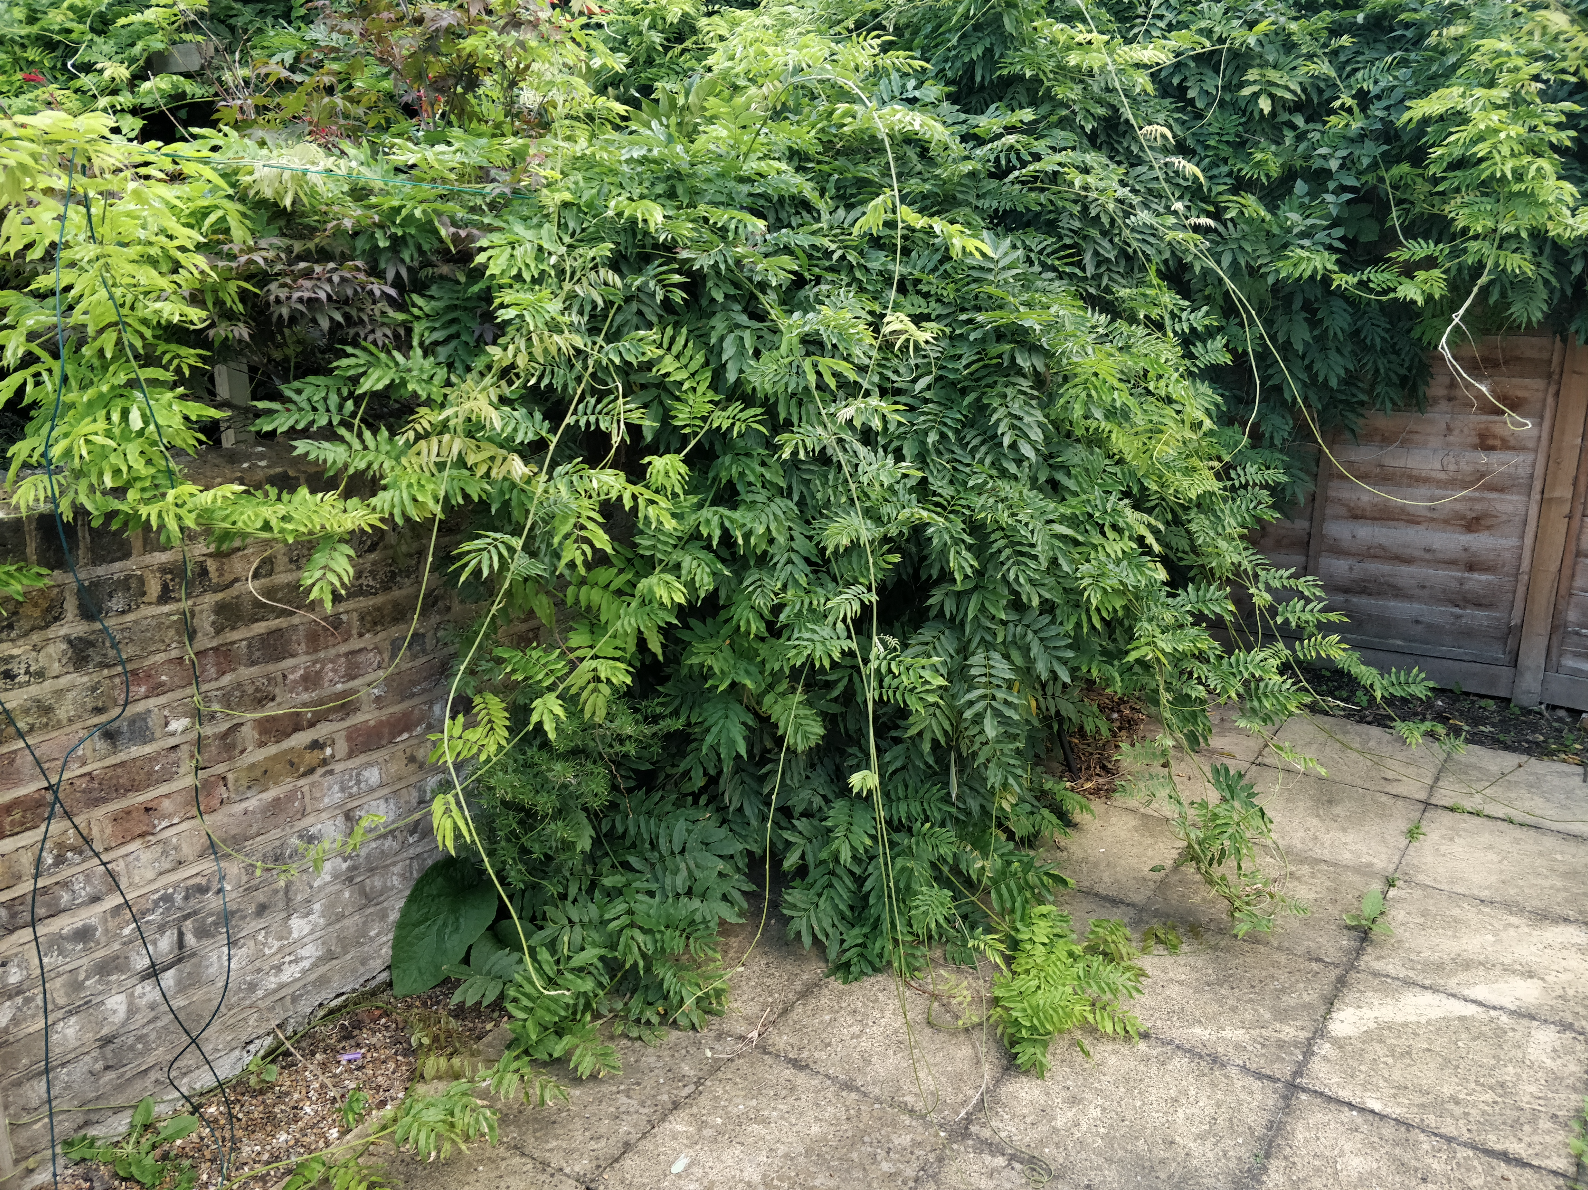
xmin=385 ymin=714 xmax=1588 ymax=1190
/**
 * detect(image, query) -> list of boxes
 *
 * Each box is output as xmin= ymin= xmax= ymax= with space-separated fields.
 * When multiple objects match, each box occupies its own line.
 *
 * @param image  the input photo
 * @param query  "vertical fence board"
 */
xmin=1515 ymin=337 xmax=1588 ymax=706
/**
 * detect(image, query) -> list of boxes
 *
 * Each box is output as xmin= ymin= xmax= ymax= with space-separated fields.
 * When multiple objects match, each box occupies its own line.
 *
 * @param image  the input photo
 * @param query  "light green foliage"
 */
xmin=0 ymin=561 xmax=49 ymax=608
xmin=1138 ymin=922 xmax=1183 ymax=955
xmin=990 ymin=908 xmax=1146 ymax=1075
xmin=62 ymin=1096 xmax=200 ymax=1189
xmin=1123 ymin=749 xmax=1307 ymax=937
xmin=1406 ymin=820 xmax=1427 ymax=842
xmin=1344 ymin=885 xmax=1394 ymax=939
xmin=340 ymin=1088 xmax=371 ymax=1131
xmin=389 ymin=1080 xmax=498 ymax=1160
xmin=281 ymin=1153 xmax=389 ymax=1190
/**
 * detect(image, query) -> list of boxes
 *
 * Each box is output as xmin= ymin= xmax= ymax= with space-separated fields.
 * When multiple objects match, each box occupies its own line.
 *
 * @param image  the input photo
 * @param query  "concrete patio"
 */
xmin=390 ymin=713 xmax=1588 ymax=1189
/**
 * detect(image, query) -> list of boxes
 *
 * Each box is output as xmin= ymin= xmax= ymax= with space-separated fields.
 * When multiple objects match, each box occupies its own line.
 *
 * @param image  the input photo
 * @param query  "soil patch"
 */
xmin=1046 ymin=687 xmax=1151 ymax=799
xmin=59 ymin=984 xmax=503 ymax=1190
xmin=1301 ymin=665 xmax=1587 ymax=764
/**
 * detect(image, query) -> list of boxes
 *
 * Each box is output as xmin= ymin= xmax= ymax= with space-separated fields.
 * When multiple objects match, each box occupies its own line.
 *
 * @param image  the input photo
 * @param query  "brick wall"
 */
xmin=0 ymin=445 xmax=469 ymax=1185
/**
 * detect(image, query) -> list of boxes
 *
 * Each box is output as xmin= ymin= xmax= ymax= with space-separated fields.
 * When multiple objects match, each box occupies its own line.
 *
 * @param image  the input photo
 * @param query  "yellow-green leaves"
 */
xmin=428 ymin=692 xmax=512 ymax=766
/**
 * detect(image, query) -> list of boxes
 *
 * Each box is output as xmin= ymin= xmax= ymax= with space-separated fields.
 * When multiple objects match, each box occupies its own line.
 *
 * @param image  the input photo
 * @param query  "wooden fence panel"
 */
xmin=1251 ymin=335 xmax=1583 ymax=704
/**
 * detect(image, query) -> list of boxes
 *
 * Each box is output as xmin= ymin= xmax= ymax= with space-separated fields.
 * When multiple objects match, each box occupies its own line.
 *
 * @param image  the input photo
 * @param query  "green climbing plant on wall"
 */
xmin=3 ymin=0 xmax=1584 ymax=1145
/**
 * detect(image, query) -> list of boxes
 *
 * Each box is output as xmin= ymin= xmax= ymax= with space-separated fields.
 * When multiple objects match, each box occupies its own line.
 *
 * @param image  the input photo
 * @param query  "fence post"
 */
xmin=1514 ymin=336 xmax=1588 ymax=706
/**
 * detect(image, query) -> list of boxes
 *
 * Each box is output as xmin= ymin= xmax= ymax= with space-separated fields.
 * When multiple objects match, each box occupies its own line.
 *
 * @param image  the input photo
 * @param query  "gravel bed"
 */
xmin=59 ymin=986 xmax=504 ymax=1190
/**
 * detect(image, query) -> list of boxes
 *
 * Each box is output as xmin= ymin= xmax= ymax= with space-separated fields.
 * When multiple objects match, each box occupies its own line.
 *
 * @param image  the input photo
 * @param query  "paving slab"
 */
xmin=1432 ymin=746 xmax=1588 ymax=838
xmin=1257 ymin=1091 xmax=1572 ymax=1190
xmin=1204 ymin=701 xmax=1275 ymax=768
xmin=1252 ymin=715 xmax=1442 ymax=799
xmin=708 ymin=910 xmax=828 ymax=1044
xmin=1144 ymin=852 xmax=1383 ymax=966
xmin=476 ymin=921 xmax=824 ymax=1184
xmin=1245 ymin=769 xmax=1423 ymax=871
xmin=1045 ymin=801 xmax=1181 ymax=906
xmin=1134 ymin=939 xmax=1341 ymax=1079
xmin=763 ymin=970 xmax=1003 ymax=1120
xmin=387 ymin=731 xmax=1588 ymax=1190
xmin=1356 ymin=879 xmax=1588 ymax=1028
xmin=966 ymin=1036 xmax=1288 ymax=1190
xmin=1399 ymin=807 xmax=1588 ymax=922
xmin=1302 ymin=970 xmax=1588 ymax=1173
xmin=383 ymin=1143 xmax=584 ymax=1190
xmin=597 ymin=1049 xmax=945 ymax=1188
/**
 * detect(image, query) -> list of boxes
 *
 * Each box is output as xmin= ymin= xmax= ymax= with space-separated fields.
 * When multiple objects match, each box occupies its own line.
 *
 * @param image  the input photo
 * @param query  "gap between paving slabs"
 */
xmin=1143 ymin=714 xmax=1585 ymax=1187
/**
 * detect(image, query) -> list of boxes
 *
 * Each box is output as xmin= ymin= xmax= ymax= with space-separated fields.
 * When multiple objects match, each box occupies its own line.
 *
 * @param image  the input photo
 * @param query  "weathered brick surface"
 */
xmin=0 ymin=444 xmax=479 ymax=1187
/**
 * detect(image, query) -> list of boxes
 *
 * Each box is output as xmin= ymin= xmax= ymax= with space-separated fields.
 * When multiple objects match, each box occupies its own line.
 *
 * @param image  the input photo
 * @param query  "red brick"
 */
xmin=344 ymin=705 xmax=434 ymax=758
xmin=60 ymin=744 xmax=192 ymax=815
xmin=251 ymin=696 xmax=361 ymax=748
xmin=207 ymin=674 xmax=278 ymax=715
xmin=196 ymin=721 xmax=248 ymax=768
xmin=0 ymin=731 xmax=75 ymax=794
xmin=226 ymin=741 xmax=328 ymax=799
xmin=204 ymin=583 xmax=301 ymax=636
xmin=370 ymin=656 xmax=449 ymax=709
xmin=1 ymin=788 xmax=49 ymax=839
xmin=98 ymin=781 xmax=224 ymax=849
xmin=0 ymin=827 xmax=93 ymax=885
xmin=283 ymin=648 xmax=383 ymax=697
xmin=127 ymin=647 xmax=237 ymax=701
xmin=0 ymin=682 xmax=119 ymax=745
xmin=291 ymin=617 xmax=350 ymax=656
xmin=240 ymin=616 xmax=349 ymax=669
xmin=353 ymin=592 xmax=423 ymax=638
xmin=207 ymin=783 xmax=305 ymax=841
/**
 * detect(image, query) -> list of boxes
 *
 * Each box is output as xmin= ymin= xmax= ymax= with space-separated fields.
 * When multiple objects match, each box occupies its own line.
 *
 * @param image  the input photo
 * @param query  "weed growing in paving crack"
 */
xmin=1344 ymin=887 xmax=1394 ymax=941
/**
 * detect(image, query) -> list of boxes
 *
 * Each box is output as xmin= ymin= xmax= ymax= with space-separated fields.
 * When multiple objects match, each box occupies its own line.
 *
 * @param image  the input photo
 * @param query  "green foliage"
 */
xmin=62 ymin=1096 xmax=200 ymax=1189
xmin=340 ymin=1088 xmax=372 ymax=1131
xmin=244 ymin=1054 xmax=281 ymax=1087
xmin=0 ymin=560 xmax=48 ymax=607
xmin=1138 ymin=922 xmax=1183 ymax=955
xmin=443 ymin=932 xmax=524 ymax=1008
xmin=280 ymin=1153 xmax=388 ymax=1190
xmin=9 ymin=0 xmax=1585 ymax=1086
xmin=989 ymin=907 xmax=1146 ymax=1075
xmin=1123 ymin=749 xmax=1307 ymax=938
xmin=389 ymin=1080 xmax=498 ymax=1161
xmin=389 ymin=855 xmax=498 ymax=996
xmin=1344 ymin=885 xmax=1394 ymax=939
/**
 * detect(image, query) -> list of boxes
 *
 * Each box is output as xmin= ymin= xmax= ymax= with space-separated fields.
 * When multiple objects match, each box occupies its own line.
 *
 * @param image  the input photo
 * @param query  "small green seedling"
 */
xmin=1406 ymin=821 xmax=1426 ymax=842
xmin=245 ymin=1054 xmax=280 ymax=1087
xmin=341 ymin=1087 xmax=372 ymax=1131
xmin=1343 ymin=887 xmax=1393 ymax=940
xmin=63 ymin=1096 xmax=200 ymax=1189
xmin=1139 ymin=922 xmax=1183 ymax=954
